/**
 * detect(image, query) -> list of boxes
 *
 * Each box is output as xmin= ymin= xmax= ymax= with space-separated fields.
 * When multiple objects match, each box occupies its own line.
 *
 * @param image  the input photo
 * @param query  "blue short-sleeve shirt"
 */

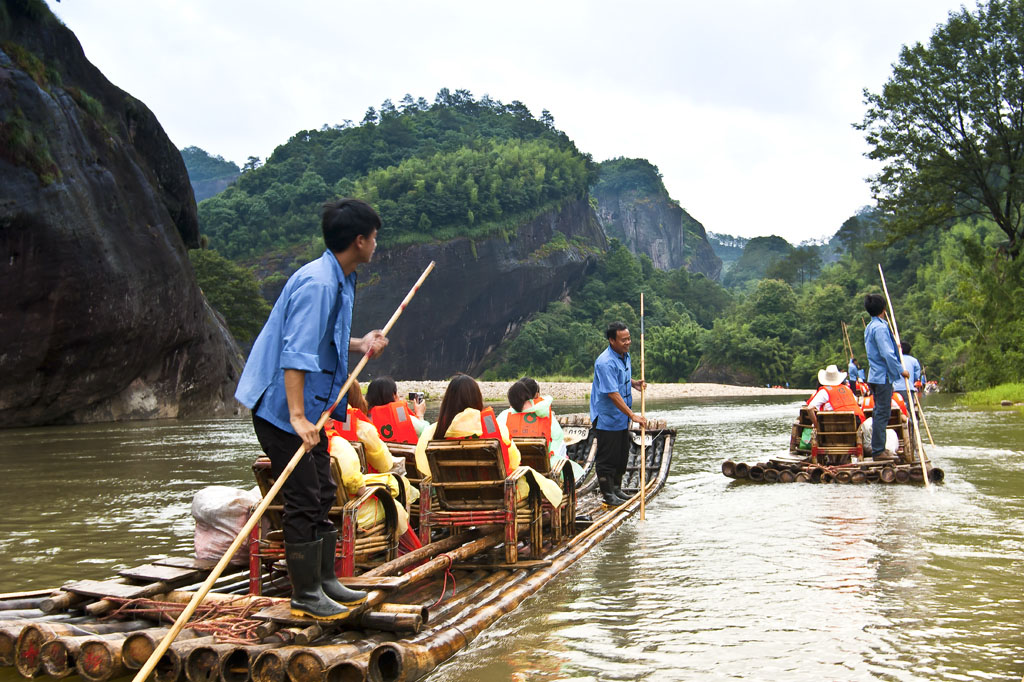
xmin=864 ymin=316 xmax=903 ymax=384
xmin=589 ymin=345 xmax=633 ymax=431
xmin=235 ymin=250 xmax=355 ymax=433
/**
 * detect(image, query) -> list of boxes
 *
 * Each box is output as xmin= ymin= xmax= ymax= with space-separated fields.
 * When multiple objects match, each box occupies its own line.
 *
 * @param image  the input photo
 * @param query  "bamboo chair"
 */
xmin=789 ymin=407 xmax=816 ymax=458
xmin=418 ymin=439 xmax=543 ymax=564
xmin=811 ymin=411 xmax=863 ymax=465
xmin=384 ymin=441 xmax=420 ymax=529
xmin=513 ymin=437 xmax=576 ymax=544
xmin=247 ymin=442 xmax=400 ymax=594
xmin=884 ymin=406 xmax=914 ymax=463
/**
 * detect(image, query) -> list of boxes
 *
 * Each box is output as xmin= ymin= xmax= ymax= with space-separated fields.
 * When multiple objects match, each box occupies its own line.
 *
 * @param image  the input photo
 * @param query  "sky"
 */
xmin=47 ymin=0 xmax=967 ymax=244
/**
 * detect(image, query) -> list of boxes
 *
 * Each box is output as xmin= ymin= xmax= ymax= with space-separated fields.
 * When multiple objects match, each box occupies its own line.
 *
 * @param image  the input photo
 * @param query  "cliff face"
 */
xmin=0 ymin=5 xmax=242 ymax=426
xmin=593 ymin=187 xmax=722 ymax=280
xmin=350 ymin=198 xmax=606 ymax=379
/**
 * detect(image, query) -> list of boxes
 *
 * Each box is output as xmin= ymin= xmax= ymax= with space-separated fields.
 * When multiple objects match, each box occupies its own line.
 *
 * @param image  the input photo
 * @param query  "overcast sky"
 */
xmin=48 ymin=0 xmax=965 ymax=244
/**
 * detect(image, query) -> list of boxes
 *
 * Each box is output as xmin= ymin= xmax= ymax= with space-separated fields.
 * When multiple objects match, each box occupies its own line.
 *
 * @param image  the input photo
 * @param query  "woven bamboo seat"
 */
xmin=789 ymin=407 xmax=862 ymax=465
xmin=247 ymin=441 xmax=400 ymax=594
xmin=513 ymin=437 xmax=576 ymax=544
xmin=418 ymin=438 xmax=543 ymax=564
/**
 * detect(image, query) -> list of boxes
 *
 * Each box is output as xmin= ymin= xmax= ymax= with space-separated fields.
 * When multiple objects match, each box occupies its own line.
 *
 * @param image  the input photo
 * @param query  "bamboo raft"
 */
xmin=720 ymin=405 xmax=944 ymax=485
xmin=0 ymin=418 xmax=674 ymax=682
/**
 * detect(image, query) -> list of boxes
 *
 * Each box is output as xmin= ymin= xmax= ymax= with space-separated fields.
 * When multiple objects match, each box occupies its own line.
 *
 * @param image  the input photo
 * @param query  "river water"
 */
xmin=1 ymin=394 xmax=1022 ymax=681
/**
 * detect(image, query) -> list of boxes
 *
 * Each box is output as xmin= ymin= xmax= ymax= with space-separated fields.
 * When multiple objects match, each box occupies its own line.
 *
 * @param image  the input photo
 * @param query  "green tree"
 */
xmin=189 ymin=249 xmax=271 ymax=347
xmin=858 ymin=0 xmax=1024 ymax=259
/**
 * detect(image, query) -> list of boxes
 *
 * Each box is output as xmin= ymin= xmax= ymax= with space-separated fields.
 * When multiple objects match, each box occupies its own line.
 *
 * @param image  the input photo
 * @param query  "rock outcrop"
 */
xmin=593 ymin=186 xmax=722 ymax=280
xmin=0 ymin=3 xmax=242 ymax=426
xmin=351 ymin=198 xmax=605 ymax=379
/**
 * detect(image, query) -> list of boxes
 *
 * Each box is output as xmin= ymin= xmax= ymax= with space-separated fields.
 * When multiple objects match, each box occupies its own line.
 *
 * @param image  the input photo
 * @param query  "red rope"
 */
xmin=429 ymin=554 xmax=456 ymax=608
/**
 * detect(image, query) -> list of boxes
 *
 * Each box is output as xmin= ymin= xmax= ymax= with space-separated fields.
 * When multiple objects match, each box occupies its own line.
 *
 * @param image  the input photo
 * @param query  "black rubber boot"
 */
xmin=285 ymin=540 xmax=349 ymax=620
xmin=317 ymin=530 xmax=367 ymax=606
xmin=611 ymin=475 xmax=632 ymax=503
xmin=598 ymin=476 xmax=625 ymax=507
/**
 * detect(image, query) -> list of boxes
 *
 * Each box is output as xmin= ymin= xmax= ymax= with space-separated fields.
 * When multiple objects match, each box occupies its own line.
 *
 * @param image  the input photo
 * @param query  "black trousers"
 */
xmin=595 ymin=428 xmax=631 ymax=481
xmin=252 ymin=415 xmax=336 ymax=544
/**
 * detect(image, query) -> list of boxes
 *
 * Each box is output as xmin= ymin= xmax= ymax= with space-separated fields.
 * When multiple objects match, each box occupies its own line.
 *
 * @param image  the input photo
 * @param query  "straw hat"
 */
xmin=817 ymin=364 xmax=848 ymax=386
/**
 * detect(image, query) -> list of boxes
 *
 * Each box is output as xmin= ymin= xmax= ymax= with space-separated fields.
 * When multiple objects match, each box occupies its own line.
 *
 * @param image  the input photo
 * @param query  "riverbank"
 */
xmin=961 ymin=381 xmax=1024 ymax=407
xmin=395 ymin=381 xmax=808 ymax=402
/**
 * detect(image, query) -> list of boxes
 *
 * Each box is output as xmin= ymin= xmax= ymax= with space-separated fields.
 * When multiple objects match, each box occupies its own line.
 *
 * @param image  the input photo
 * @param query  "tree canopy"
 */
xmin=858 ymin=0 xmax=1024 ymax=259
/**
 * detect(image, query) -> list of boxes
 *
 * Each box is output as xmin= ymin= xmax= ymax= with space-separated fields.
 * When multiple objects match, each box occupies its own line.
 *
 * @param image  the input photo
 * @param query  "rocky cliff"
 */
xmin=593 ymin=187 xmax=722 ymax=280
xmin=350 ymin=198 xmax=605 ymax=379
xmin=0 ymin=3 xmax=242 ymax=427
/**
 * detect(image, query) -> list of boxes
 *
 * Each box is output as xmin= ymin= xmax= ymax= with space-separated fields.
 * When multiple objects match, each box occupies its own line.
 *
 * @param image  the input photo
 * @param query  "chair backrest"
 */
xmin=886 ymin=407 xmax=905 ymax=426
xmin=252 ymin=458 xmax=283 ymax=529
xmin=385 ymin=442 xmax=420 ymax=481
xmin=814 ymin=411 xmax=861 ymax=452
xmin=513 ymin=437 xmax=549 ymax=474
xmin=424 ymin=439 xmax=508 ymax=511
xmin=329 ymin=441 xmax=367 ymax=505
xmin=796 ymin=406 xmax=815 ymax=428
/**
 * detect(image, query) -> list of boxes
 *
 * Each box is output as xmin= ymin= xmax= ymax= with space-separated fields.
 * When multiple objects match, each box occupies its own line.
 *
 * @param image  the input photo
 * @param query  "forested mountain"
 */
xmin=707 ymin=232 xmax=748 ymax=274
xmin=592 ymin=158 xmax=721 ymax=278
xmin=197 ymin=91 xmax=593 ymax=260
xmin=181 ymin=146 xmax=240 ymax=202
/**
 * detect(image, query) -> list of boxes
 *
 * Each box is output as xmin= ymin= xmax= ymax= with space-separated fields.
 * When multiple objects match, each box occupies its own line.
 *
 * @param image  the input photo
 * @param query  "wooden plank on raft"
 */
xmin=63 ymin=579 xmax=165 ymax=600
xmin=324 ymin=576 xmax=406 ymax=590
xmin=117 ymin=564 xmax=202 ymax=583
xmin=153 ymin=557 xmax=219 ymax=571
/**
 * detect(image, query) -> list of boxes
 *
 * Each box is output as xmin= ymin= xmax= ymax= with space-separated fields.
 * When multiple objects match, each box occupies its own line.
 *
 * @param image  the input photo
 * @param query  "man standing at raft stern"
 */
xmin=590 ymin=321 xmax=646 ymax=507
xmin=234 ymin=198 xmax=388 ymax=621
xmin=863 ymin=293 xmax=908 ymax=459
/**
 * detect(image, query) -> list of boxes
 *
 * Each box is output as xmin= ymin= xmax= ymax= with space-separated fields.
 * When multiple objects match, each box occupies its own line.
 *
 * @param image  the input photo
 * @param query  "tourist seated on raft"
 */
xmin=365 ymin=376 xmax=430 ymax=445
xmin=413 ymin=373 xmax=563 ymax=507
xmin=323 ymin=383 xmax=418 ymax=533
xmin=806 ymin=364 xmax=865 ymax=424
xmin=497 ymin=377 xmax=584 ymax=482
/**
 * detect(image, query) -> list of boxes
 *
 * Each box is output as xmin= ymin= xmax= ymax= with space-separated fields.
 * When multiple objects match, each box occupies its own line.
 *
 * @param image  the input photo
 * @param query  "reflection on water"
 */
xmin=1 ymin=395 xmax=1023 ymax=681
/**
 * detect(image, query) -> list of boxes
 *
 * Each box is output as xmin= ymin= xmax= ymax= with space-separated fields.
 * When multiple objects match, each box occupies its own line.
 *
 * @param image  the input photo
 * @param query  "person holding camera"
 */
xmin=365 ymin=376 xmax=429 ymax=445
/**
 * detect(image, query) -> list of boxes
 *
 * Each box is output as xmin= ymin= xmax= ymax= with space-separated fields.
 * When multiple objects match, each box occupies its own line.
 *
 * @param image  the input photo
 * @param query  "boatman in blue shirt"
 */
xmin=847 ymin=356 xmax=860 ymax=392
xmin=893 ymin=340 xmax=922 ymax=429
xmin=863 ymin=294 xmax=909 ymax=458
xmin=235 ymin=198 xmax=388 ymax=621
xmin=590 ymin=321 xmax=646 ymax=507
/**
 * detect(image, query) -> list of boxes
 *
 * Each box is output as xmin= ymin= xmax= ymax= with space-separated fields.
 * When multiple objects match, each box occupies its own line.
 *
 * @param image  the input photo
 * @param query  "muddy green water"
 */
xmin=1 ymin=395 xmax=1022 ymax=681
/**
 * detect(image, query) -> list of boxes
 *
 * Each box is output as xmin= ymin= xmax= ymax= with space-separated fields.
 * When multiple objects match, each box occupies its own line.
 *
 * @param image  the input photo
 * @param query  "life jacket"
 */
xmin=893 ymin=392 xmax=909 ymax=416
xmin=326 ymin=407 xmax=371 ymax=442
xmin=452 ymin=406 xmax=512 ymax=474
xmin=370 ymin=400 xmax=419 ymax=444
xmin=863 ymin=394 xmax=908 ymax=417
xmin=504 ymin=399 xmax=552 ymax=445
xmin=822 ymin=384 xmax=865 ymax=422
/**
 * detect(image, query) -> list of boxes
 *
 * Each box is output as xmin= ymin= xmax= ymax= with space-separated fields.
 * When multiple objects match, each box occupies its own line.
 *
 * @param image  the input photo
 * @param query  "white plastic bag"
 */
xmin=192 ymin=485 xmax=262 ymax=566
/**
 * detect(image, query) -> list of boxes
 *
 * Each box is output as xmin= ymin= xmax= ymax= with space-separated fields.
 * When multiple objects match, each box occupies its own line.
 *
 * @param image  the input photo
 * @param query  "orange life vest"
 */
xmin=504 ymin=399 xmax=552 ymax=444
xmin=822 ymin=384 xmax=865 ymax=422
xmin=325 ymin=407 xmax=372 ymax=442
xmin=370 ymin=400 xmax=419 ymax=444
xmin=445 ymin=406 xmax=512 ymax=473
xmin=862 ymin=393 xmax=908 ymax=417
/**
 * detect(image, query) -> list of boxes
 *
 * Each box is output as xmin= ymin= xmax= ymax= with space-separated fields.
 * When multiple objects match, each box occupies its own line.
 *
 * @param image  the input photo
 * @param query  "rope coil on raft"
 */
xmin=429 ymin=555 xmax=457 ymax=608
xmin=102 ymin=597 xmax=275 ymax=643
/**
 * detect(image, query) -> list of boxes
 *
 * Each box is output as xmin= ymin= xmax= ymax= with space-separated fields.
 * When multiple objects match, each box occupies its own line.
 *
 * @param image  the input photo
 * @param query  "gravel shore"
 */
xmin=394 ymin=380 xmax=808 ymax=402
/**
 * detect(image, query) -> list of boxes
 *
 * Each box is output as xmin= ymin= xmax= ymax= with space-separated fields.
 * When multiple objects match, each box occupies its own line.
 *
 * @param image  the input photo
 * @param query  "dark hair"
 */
xmin=321 ymin=198 xmax=381 ymax=253
xmin=605 ymin=321 xmax=628 ymax=341
xmin=864 ymin=294 xmax=886 ymax=317
xmin=435 ymin=374 xmax=483 ymax=438
xmin=900 ymin=341 xmax=912 ymax=355
xmin=518 ymin=376 xmax=540 ymax=398
xmin=366 ymin=377 xmax=398 ymax=409
xmin=507 ymin=380 xmax=533 ymax=412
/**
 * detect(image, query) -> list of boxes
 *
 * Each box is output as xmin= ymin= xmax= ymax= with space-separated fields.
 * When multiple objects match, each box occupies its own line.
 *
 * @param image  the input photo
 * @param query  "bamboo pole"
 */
xmin=878 ymin=265 xmax=931 ymax=489
xmin=841 ymin=321 xmax=854 ymax=363
xmin=131 ymin=262 xmax=435 ymax=682
xmin=639 ymin=292 xmax=646 ymax=521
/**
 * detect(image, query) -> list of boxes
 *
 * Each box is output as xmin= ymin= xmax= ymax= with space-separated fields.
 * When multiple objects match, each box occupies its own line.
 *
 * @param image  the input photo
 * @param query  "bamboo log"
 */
xmin=794 ymin=471 xmax=810 ymax=483
xmin=778 ymin=470 xmax=796 ymax=483
xmin=879 ymin=467 xmax=896 ymax=483
xmin=151 ymin=635 xmax=221 ymax=682
xmin=721 ymin=461 xmax=737 ymax=478
xmin=361 ymin=531 xmax=482 ymax=578
xmin=123 ymin=628 xmax=204 ymax=669
xmin=15 ymin=620 xmax=151 ymax=677
xmin=38 ymin=633 xmax=126 ymax=679
xmin=0 ymin=598 xmax=45 ymax=612
xmin=282 ymin=634 xmax=393 ymax=682
xmin=748 ymin=465 xmax=765 ymax=481
xmin=359 ymin=611 xmax=422 ymax=633
xmin=762 ymin=468 xmax=780 ymax=483
xmin=217 ymin=643 xmax=284 ymax=682
xmin=928 ymin=467 xmax=945 ymax=483
xmin=894 ymin=468 xmax=910 ymax=483
xmin=374 ymin=604 xmax=429 ymax=625
xmin=734 ymin=462 xmax=749 ymax=479
xmin=324 ymin=652 xmax=370 ymax=682
xmin=76 ymin=636 xmax=134 ymax=682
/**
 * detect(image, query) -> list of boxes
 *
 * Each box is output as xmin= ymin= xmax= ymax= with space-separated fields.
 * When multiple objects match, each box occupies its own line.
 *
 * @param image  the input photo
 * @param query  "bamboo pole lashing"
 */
xmin=131 ymin=262 xmax=435 ymax=682
xmin=639 ymin=292 xmax=646 ymax=522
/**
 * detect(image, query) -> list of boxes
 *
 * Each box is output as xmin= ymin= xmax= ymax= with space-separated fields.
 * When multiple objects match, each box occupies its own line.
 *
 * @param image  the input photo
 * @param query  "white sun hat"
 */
xmin=817 ymin=364 xmax=848 ymax=386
